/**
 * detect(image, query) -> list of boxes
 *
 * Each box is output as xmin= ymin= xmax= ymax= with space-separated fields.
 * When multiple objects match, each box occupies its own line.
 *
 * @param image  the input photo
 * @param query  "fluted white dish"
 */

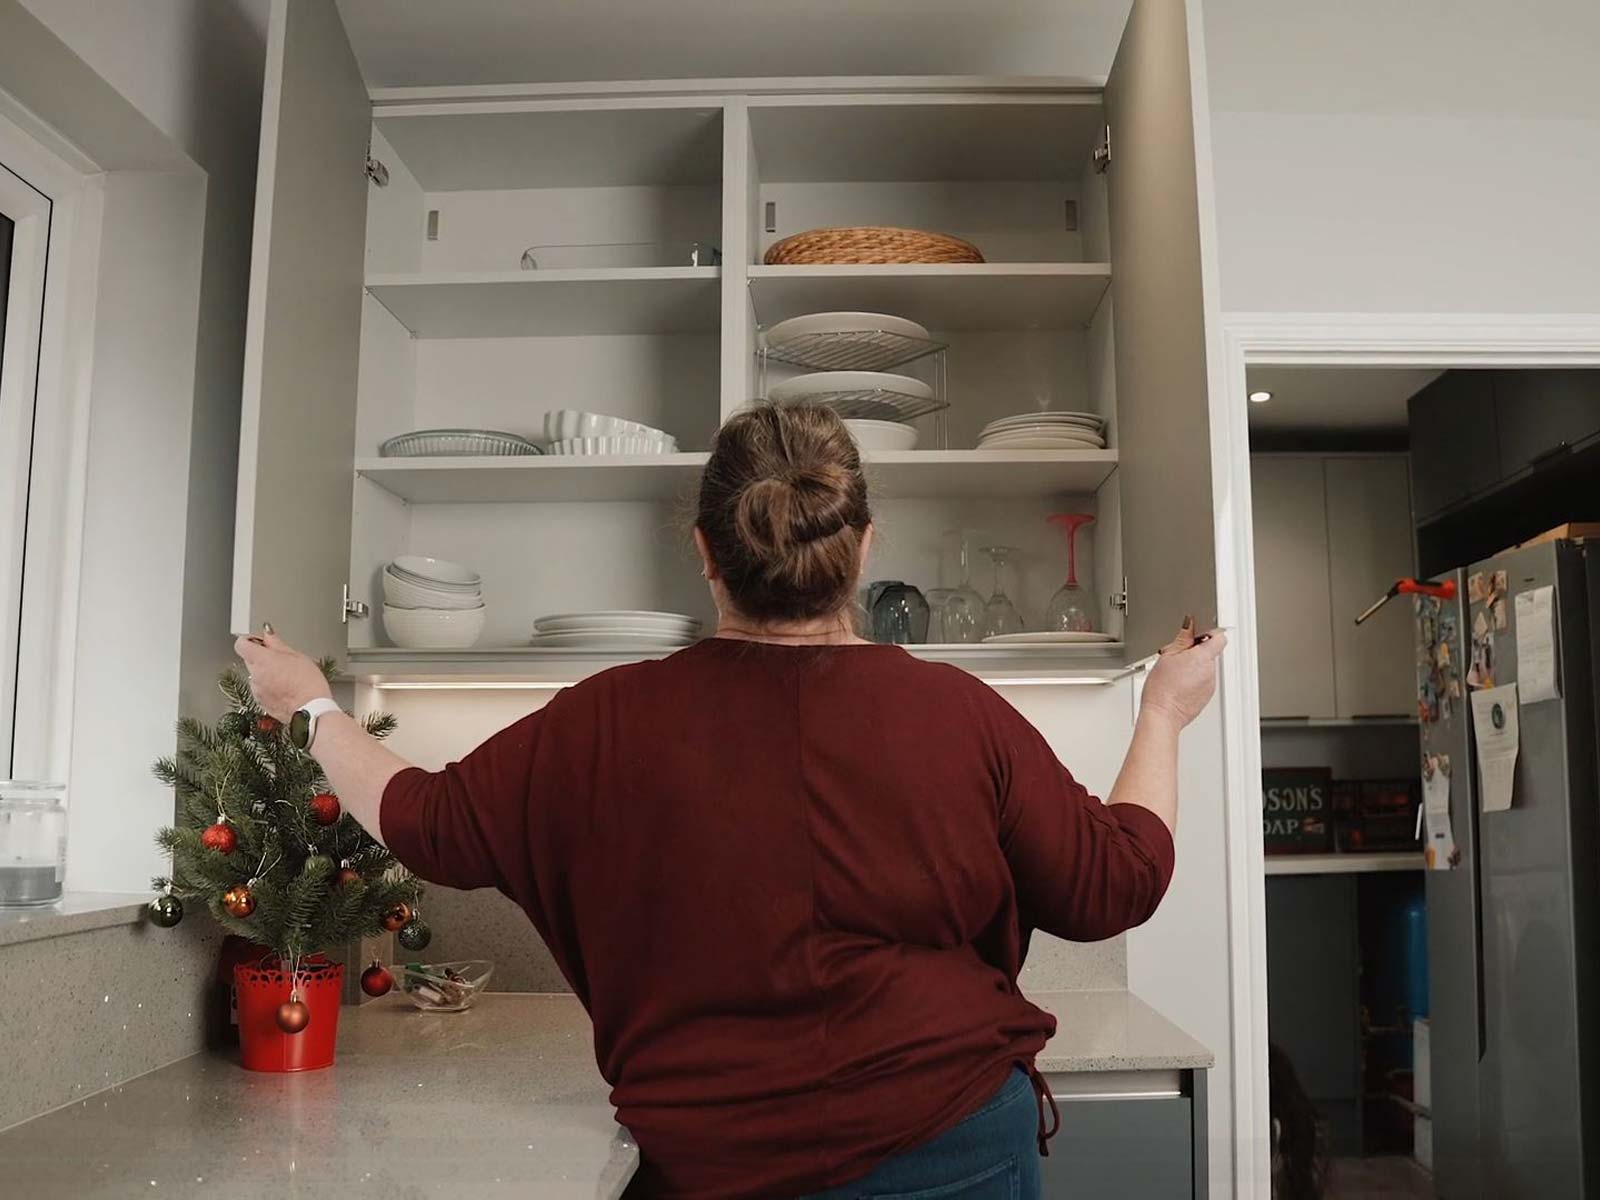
xmin=543 ymin=410 xmax=675 ymax=443
xmin=382 ymin=568 xmax=483 ymax=611
xmin=843 ymin=418 xmax=920 ymax=451
xmin=383 ymin=603 xmax=487 ymax=649
xmin=547 ymin=436 xmax=679 ymax=456
xmin=390 ymin=555 xmax=481 ymax=588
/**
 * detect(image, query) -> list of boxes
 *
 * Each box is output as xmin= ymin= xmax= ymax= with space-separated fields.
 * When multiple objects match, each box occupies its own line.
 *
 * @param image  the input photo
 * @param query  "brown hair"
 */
xmin=696 ymin=403 xmax=871 ymax=622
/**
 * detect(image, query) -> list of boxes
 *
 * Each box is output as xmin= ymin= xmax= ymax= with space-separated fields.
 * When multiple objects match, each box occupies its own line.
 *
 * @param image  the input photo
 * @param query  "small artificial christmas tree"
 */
xmin=150 ymin=664 xmax=425 ymax=968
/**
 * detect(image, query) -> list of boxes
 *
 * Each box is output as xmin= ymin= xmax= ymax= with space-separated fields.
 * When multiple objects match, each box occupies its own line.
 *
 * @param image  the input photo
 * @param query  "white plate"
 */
xmin=981 ymin=631 xmax=1119 ymax=644
xmin=981 ymin=423 xmax=1106 ymax=441
xmin=977 ymin=435 xmax=1107 ymax=450
xmin=763 ymin=311 xmax=930 ymax=346
xmin=529 ymin=631 xmax=697 ymax=649
xmin=767 ymin=370 xmax=933 ymax=404
xmin=981 ymin=412 xmax=1105 ymax=435
xmin=534 ymin=611 xmax=701 ymax=633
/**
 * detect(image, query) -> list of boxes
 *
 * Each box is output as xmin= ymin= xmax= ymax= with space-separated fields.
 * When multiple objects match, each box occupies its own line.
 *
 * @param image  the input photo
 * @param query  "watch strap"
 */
xmin=292 ymin=697 xmax=343 ymax=751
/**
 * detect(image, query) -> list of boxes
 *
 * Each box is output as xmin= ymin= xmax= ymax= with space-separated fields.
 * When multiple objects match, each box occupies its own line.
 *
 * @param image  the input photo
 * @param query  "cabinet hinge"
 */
xmin=365 ymin=154 xmax=390 ymax=188
xmin=1108 ymin=576 xmax=1129 ymax=616
xmin=1092 ymin=124 xmax=1112 ymax=174
xmin=342 ymin=583 xmax=370 ymax=624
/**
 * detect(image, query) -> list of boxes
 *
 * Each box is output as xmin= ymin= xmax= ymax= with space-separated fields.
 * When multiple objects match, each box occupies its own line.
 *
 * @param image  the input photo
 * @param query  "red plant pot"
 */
xmin=234 ymin=956 xmax=345 ymax=1072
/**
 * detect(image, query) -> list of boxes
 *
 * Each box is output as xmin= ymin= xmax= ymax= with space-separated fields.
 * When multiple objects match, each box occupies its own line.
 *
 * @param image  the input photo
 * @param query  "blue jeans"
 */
xmin=798 ymin=1067 xmax=1042 ymax=1200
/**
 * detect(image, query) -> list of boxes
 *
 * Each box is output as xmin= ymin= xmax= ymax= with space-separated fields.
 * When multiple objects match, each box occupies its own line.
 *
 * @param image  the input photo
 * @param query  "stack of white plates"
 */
xmin=976 ymin=411 xmax=1107 ymax=451
xmin=382 ymin=556 xmax=486 ymax=649
xmin=543 ymin=411 xmax=677 ymax=455
xmin=380 ymin=429 xmax=539 ymax=457
xmin=530 ymin=611 xmax=701 ymax=651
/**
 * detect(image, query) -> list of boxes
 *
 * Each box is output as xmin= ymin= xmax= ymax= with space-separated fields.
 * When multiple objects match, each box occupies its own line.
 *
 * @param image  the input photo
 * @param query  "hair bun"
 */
xmin=697 ymin=404 xmax=872 ymax=622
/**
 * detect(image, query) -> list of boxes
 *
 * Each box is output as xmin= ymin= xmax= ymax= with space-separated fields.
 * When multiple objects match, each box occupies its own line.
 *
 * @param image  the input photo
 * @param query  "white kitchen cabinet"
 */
xmin=1250 ymin=457 xmax=1337 ymax=720
xmin=1325 ymin=456 xmax=1417 ymax=719
xmin=232 ymin=0 xmax=1225 ymax=681
xmin=1251 ymin=454 xmax=1417 ymax=722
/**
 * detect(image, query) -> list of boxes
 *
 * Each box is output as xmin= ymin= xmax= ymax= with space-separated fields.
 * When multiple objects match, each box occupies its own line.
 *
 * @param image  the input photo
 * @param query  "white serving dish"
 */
xmin=546 ymin=436 xmax=678 ymax=456
xmin=843 ymin=418 xmax=920 ymax=452
xmin=767 ymin=370 xmax=933 ymax=405
xmin=383 ymin=603 xmax=487 ymax=649
xmin=382 ymin=568 xmax=483 ymax=611
xmin=379 ymin=429 xmax=539 ymax=457
xmin=543 ymin=410 xmax=674 ymax=443
xmin=763 ymin=311 xmax=931 ymax=346
xmin=533 ymin=610 xmax=701 ymax=634
xmin=390 ymin=555 xmax=481 ymax=587
xmin=529 ymin=631 xmax=696 ymax=649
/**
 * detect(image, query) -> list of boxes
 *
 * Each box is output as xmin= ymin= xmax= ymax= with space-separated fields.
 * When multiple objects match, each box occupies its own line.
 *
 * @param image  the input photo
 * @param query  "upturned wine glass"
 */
xmin=1045 ymin=512 xmax=1096 ymax=632
xmin=981 ymin=545 xmax=1026 ymax=638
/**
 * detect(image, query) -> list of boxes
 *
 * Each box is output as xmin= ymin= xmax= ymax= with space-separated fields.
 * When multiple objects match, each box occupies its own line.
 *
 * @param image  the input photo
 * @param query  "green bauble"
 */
xmin=147 ymin=894 xmax=184 ymax=928
xmin=304 ymin=855 xmax=335 ymax=875
xmin=219 ymin=711 xmax=253 ymax=740
xmin=396 ymin=917 xmax=432 ymax=952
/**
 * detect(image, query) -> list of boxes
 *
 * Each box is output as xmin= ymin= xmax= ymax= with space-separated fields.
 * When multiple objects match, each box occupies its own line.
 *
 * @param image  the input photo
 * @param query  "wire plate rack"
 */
xmin=806 ymin=387 xmax=950 ymax=423
xmin=760 ymin=328 xmax=946 ymax=373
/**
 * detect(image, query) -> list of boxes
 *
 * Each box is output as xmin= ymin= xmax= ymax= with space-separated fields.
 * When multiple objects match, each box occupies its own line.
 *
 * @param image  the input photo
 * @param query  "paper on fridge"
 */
xmin=1422 ymin=756 xmax=1458 ymax=870
xmin=1471 ymin=683 xmax=1520 ymax=813
xmin=1514 ymin=585 xmax=1560 ymax=703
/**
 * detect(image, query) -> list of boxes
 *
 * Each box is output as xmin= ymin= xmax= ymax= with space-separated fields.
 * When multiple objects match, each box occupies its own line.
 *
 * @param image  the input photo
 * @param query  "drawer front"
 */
xmin=1040 ymin=1096 xmax=1194 ymax=1199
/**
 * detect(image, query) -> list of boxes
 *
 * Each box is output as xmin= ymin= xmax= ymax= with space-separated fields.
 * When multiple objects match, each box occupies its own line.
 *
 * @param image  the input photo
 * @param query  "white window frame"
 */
xmin=0 ymin=102 xmax=100 ymax=784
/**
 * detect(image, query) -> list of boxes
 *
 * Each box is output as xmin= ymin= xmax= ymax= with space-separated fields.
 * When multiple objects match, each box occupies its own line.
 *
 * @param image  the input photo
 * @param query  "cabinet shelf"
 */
xmin=748 ymin=263 xmax=1112 ymax=331
xmin=343 ymin=643 xmax=1128 ymax=686
xmin=365 ymin=267 xmax=721 ymax=338
xmin=355 ymin=449 xmax=1118 ymax=504
xmin=1264 ymin=853 xmax=1425 ymax=876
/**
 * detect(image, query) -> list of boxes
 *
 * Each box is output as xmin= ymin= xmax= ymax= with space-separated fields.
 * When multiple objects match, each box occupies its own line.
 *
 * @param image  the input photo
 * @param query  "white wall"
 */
xmin=1202 ymin=0 xmax=1600 ymax=314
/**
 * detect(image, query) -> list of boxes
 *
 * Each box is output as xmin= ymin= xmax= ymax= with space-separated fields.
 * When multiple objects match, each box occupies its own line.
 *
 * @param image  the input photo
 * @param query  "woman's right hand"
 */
xmin=1140 ymin=618 xmax=1226 ymax=729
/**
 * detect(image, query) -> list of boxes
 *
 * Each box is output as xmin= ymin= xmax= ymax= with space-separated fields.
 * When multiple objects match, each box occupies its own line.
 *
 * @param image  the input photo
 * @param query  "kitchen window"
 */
xmin=0 ymin=159 xmax=50 ymax=779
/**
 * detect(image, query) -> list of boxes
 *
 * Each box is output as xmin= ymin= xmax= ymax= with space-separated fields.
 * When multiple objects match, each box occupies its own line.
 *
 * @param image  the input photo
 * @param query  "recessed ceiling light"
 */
xmin=1248 ymin=390 xmax=1273 ymax=404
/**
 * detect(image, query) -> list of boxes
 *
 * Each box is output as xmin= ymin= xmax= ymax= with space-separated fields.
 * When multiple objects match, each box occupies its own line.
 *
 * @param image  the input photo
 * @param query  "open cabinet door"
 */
xmin=1103 ymin=0 xmax=1221 ymax=659
xmin=231 ymin=0 xmax=370 ymax=652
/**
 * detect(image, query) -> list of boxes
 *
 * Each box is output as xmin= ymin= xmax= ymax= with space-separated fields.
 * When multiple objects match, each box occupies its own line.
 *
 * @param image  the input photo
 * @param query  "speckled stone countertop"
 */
xmin=1031 ymin=989 xmax=1214 ymax=1073
xmin=1 ymin=990 xmax=1208 ymax=1198
xmin=1 ymin=993 xmax=637 ymax=1200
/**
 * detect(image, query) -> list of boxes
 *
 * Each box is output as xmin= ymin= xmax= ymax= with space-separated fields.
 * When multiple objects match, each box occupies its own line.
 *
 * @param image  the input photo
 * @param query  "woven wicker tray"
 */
xmin=764 ymin=226 xmax=985 ymax=266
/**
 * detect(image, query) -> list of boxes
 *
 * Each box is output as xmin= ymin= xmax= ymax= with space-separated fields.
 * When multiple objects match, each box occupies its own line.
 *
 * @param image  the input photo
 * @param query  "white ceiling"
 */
xmin=1245 ymin=367 xmax=1443 ymax=435
xmin=333 ymin=0 xmax=1133 ymax=88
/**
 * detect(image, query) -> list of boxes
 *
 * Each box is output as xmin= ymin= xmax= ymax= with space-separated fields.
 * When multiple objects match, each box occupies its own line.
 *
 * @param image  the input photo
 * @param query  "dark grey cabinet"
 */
xmin=1040 ymin=1083 xmax=1206 ymax=1198
xmin=1408 ymin=371 xmax=1499 ymax=521
xmin=1492 ymin=370 xmax=1600 ymax=478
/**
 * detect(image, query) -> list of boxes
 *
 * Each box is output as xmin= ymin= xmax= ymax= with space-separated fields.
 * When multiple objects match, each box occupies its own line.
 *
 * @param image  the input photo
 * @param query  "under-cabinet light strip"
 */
xmin=367 ymin=675 xmax=1120 ymax=692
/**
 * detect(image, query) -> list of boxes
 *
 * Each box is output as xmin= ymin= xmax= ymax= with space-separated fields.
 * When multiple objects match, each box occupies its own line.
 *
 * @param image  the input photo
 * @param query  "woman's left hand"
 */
xmin=234 ymin=628 xmax=333 ymax=721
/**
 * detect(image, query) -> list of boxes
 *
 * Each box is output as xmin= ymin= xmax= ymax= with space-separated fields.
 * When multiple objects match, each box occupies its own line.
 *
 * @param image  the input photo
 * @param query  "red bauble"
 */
xmin=274 ymin=999 xmax=310 ymax=1034
xmin=381 ymin=902 xmax=412 ymax=932
xmin=335 ymin=867 xmax=361 ymax=888
xmin=201 ymin=823 xmax=238 ymax=855
xmin=256 ymin=715 xmax=280 ymax=736
xmin=360 ymin=962 xmax=393 ymax=997
xmin=310 ymin=793 xmax=341 ymax=826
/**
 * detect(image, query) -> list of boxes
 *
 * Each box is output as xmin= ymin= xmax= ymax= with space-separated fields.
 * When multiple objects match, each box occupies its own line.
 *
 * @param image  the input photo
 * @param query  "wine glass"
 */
xmin=981 ymin=545 xmax=1026 ymax=638
xmin=940 ymin=530 xmax=987 ymax=644
xmin=1045 ymin=513 xmax=1096 ymax=632
xmin=925 ymin=588 xmax=955 ymax=644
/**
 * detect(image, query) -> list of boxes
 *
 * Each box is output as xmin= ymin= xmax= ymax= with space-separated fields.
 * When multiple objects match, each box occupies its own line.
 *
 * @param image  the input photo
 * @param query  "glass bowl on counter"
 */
xmin=394 ymin=960 xmax=494 ymax=1012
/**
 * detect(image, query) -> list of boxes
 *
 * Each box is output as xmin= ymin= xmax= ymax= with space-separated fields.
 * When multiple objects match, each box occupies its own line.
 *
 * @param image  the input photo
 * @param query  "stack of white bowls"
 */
xmin=543 ymin=410 xmax=677 ymax=455
xmin=382 ymin=556 xmax=486 ymax=649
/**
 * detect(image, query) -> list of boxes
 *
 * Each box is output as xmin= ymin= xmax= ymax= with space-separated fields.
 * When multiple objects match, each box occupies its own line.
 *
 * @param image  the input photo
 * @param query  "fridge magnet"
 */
xmin=1468 ymin=571 xmax=1487 ymax=603
xmin=1473 ymin=608 xmax=1489 ymax=640
xmin=1422 ymin=755 xmax=1460 ymax=870
xmin=1468 ymin=628 xmax=1494 ymax=690
xmin=1492 ymin=569 xmax=1508 ymax=596
xmin=1493 ymin=598 xmax=1508 ymax=630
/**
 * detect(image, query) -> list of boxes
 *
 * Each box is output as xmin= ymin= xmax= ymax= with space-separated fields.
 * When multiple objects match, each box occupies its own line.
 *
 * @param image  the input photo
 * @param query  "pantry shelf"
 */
xmin=748 ymin=263 xmax=1112 ymax=331
xmin=365 ymin=267 xmax=721 ymax=338
xmin=355 ymin=449 xmax=1118 ymax=504
xmin=343 ymin=643 xmax=1130 ymax=687
xmin=1264 ymin=853 xmax=1426 ymax=877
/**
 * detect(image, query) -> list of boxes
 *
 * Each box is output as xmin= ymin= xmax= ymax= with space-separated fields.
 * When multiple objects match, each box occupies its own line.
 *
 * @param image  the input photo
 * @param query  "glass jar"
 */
xmin=870 ymin=581 xmax=930 ymax=645
xmin=0 ymin=781 xmax=67 ymax=907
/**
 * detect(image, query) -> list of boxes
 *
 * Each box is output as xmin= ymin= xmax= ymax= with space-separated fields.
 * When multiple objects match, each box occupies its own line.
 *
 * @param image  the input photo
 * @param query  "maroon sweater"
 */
xmin=381 ymin=639 xmax=1175 ymax=1198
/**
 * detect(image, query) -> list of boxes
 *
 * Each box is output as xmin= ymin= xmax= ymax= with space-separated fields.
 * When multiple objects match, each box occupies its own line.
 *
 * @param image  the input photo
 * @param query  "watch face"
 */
xmin=289 ymin=708 xmax=312 ymax=750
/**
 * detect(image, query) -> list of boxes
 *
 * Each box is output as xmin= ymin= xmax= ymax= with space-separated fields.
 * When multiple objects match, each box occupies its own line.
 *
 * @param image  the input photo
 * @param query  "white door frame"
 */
xmin=1214 ymin=311 xmax=1600 ymax=1198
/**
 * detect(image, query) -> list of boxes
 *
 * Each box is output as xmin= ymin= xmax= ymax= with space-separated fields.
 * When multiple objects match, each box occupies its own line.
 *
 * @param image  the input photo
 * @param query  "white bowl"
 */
xmin=382 ymin=604 xmax=487 ymax=650
xmin=844 ymin=418 xmax=919 ymax=452
xmin=389 ymin=555 xmax=481 ymax=588
xmin=382 ymin=568 xmax=484 ymax=611
xmin=543 ymin=410 xmax=673 ymax=442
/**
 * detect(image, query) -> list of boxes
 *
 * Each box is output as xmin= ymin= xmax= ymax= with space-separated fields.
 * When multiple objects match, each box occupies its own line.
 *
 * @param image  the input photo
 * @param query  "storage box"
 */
xmin=1262 ymin=768 xmax=1334 ymax=854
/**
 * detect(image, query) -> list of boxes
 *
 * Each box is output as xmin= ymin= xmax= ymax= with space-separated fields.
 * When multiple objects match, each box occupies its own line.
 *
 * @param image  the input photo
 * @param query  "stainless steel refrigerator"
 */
xmin=1416 ymin=537 xmax=1600 ymax=1198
